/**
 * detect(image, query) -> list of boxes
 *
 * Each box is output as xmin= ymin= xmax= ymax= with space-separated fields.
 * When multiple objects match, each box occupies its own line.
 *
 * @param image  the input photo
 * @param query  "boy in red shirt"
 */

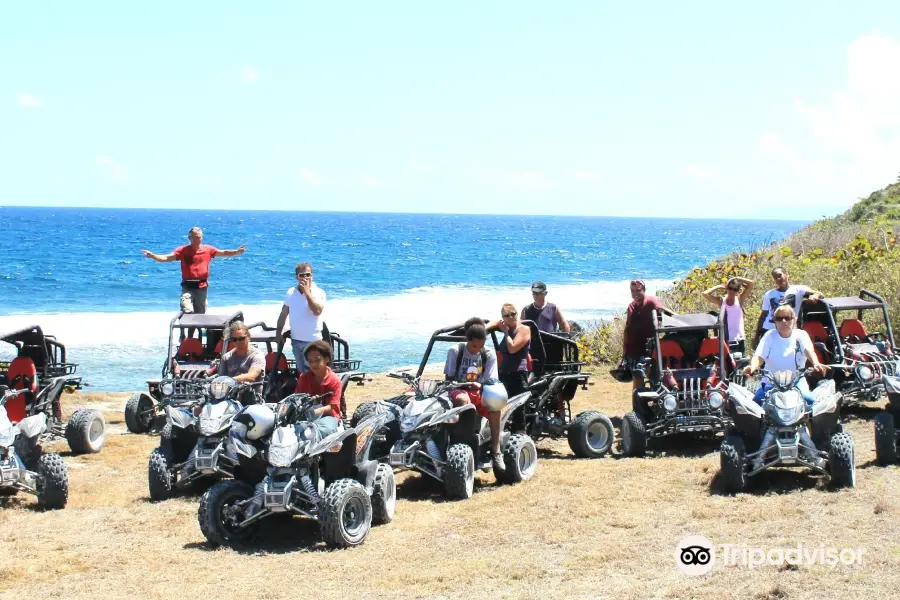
xmin=295 ymin=340 xmax=343 ymax=422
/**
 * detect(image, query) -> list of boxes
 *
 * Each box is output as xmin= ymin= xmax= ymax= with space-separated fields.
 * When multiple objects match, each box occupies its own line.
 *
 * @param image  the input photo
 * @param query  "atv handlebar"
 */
xmin=0 ymin=387 xmax=27 ymax=405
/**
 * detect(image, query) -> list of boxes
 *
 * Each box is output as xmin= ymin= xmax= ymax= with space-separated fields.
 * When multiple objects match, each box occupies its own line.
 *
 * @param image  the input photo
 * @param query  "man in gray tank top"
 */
xmin=521 ymin=281 xmax=571 ymax=334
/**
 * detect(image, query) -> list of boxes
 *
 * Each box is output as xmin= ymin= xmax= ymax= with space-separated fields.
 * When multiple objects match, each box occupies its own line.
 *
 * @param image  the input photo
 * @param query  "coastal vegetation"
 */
xmin=578 ymin=178 xmax=900 ymax=365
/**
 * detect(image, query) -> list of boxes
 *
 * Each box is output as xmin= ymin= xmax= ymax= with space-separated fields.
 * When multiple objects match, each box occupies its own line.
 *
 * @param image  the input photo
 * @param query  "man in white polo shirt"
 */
xmin=275 ymin=262 xmax=326 ymax=373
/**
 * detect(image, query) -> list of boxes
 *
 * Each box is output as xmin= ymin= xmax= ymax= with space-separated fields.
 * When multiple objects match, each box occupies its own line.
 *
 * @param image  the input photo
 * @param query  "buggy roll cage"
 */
xmin=415 ymin=319 xmax=585 ymax=379
xmin=161 ymin=311 xmax=245 ymax=378
xmin=797 ymin=289 xmax=897 ymax=365
xmin=649 ymin=310 xmax=728 ymax=382
xmin=0 ymin=325 xmax=80 ymax=383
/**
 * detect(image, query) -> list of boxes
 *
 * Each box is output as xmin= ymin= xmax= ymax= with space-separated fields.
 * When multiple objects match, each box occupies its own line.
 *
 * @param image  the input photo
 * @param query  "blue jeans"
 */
xmin=315 ymin=416 xmax=340 ymax=437
xmin=291 ymin=339 xmax=311 ymax=374
xmin=753 ymin=383 xmax=816 ymax=406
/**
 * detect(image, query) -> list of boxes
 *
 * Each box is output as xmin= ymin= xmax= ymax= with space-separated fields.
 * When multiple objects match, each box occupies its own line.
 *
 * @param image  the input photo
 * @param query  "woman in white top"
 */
xmin=702 ymin=276 xmax=754 ymax=355
xmin=743 ymin=305 xmax=828 ymax=404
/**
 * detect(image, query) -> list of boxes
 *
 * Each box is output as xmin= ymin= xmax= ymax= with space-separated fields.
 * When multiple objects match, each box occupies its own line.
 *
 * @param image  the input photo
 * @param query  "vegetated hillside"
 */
xmin=579 ymin=178 xmax=900 ymax=365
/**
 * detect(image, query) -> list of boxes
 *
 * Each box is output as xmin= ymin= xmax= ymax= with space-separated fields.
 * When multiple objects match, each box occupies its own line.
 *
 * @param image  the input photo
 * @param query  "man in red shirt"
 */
xmin=623 ymin=280 xmax=674 ymax=391
xmin=141 ymin=227 xmax=246 ymax=314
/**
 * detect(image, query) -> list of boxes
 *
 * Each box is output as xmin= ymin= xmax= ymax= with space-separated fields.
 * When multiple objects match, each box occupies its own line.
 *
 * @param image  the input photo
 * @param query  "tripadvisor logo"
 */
xmin=675 ymin=535 xmax=866 ymax=575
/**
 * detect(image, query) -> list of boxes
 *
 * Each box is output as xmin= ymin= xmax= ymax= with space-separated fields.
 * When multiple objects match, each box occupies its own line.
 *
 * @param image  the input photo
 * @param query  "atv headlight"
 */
xmin=708 ymin=391 xmax=724 ymax=410
xmin=166 ymin=406 xmax=195 ymax=430
xmin=199 ymin=416 xmax=224 ymax=437
xmin=766 ymin=402 xmax=803 ymax=427
xmin=662 ymin=394 xmax=677 ymax=412
xmin=209 ymin=376 xmax=236 ymax=401
xmin=268 ymin=442 xmax=299 ymax=467
xmin=160 ymin=382 xmax=175 ymax=397
xmin=400 ymin=415 xmax=420 ymax=433
xmin=856 ymin=365 xmax=875 ymax=383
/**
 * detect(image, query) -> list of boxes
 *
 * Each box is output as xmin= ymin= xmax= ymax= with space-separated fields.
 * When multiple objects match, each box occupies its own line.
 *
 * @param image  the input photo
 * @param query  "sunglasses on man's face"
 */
xmin=502 ymin=312 xmax=517 ymax=318
xmin=231 ymin=336 xmax=248 ymax=342
xmin=774 ymin=316 xmax=793 ymax=322
xmin=297 ymin=273 xmax=312 ymax=278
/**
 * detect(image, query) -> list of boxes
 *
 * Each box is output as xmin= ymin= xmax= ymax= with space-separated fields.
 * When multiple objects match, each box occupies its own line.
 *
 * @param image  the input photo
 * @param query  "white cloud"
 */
xmin=94 ymin=155 xmax=129 ymax=181
xmin=299 ymin=168 xmax=327 ymax=185
xmin=574 ymin=171 xmax=602 ymax=185
xmin=761 ymin=33 xmax=900 ymax=198
xmin=407 ymin=159 xmax=436 ymax=174
xmin=16 ymin=93 xmax=40 ymax=108
xmin=504 ymin=171 xmax=552 ymax=191
xmin=360 ymin=174 xmax=377 ymax=186
xmin=241 ymin=66 xmax=259 ymax=83
xmin=678 ymin=164 xmax=713 ymax=182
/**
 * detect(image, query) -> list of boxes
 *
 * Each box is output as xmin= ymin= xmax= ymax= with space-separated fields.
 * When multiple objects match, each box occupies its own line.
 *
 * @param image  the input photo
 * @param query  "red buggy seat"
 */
xmin=839 ymin=319 xmax=868 ymax=343
xmin=175 ymin=338 xmax=204 ymax=362
xmin=801 ymin=321 xmax=829 ymax=363
xmin=651 ymin=340 xmax=684 ymax=370
xmin=265 ymin=352 xmax=288 ymax=373
xmin=6 ymin=356 xmax=38 ymax=423
xmin=213 ymin=339 xmax=233 ymax=356
xmin=697 ymin=337 xmax=735 ymax=384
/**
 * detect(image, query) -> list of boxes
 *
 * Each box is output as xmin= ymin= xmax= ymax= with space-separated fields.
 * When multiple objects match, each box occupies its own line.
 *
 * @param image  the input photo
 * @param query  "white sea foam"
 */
xmin=0 ymin=279 xmax=672 ymax=389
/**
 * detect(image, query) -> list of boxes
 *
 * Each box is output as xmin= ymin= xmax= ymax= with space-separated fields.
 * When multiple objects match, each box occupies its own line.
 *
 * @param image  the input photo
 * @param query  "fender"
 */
xmin=427 ymin=403 xmax=475 ymax=428
xmin=883 ymin=373 xmax=900 ymax=395
xmin=499 ymin=391 xmax=532 ymax=430
xmin=354 ymin=408 xmax=397 ymax=461
xmin=308 ymin=426 xmax=357 ymax=456
xmin=17 ymin=412 xmax=48 ymax=439
xmin=811 ymin=390 xmax=842 ymax=418
xmin=728 ymin=384 xmax=763 ymax=418
xmin=165 ymin=405 xmax=195 ymax=430
xmin=32 ymin=377 xmax=68 ymax=415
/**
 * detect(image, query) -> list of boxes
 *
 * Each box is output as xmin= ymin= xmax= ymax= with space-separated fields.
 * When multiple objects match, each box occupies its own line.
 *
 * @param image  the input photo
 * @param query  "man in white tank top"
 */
xmin=701 ymin=276 xmax=754 ymax=355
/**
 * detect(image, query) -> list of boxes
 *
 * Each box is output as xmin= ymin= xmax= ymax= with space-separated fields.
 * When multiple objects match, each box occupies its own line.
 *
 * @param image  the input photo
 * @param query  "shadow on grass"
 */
xmin=708 ymin=467 xmax=833 ymax=497
xmin=0 ymin=493 xmax=63 ymax=512
xmin=394 ymin=471 xmax=498 ymax=503
xmin=184 ymin=516 xmax=329 ymax=554
xmin=842 ymin=403 xmax=885 ymax=423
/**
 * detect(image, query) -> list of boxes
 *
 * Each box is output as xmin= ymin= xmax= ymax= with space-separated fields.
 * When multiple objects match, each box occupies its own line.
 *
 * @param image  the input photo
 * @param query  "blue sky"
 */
xmin=3 ymin=1 xmax=899 ymax=219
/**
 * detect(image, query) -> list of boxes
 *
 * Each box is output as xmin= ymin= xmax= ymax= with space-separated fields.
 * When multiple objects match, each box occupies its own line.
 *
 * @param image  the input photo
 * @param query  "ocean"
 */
xmin=0 ymin=207 xmax=805 ymax=391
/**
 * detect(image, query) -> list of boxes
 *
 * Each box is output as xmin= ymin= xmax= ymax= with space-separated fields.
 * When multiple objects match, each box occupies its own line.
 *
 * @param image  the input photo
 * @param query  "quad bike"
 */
xmin=0 ymin=387 xmax=68 ymax=509
xmin=147 ymin=376 xmax=263 ymax=501
xmin=620 ymin=311 xmax=734 ymax=457
xmin=372 ymin=372 xmax=538 ymax=498
xmin=125 ymin=311 xmax=245 ymax=434
xmin=1 ymin=325 xmax=106 ymax=455
xmin=719 ymin=368 xmax=855 ymax=493
xmin=873 ymin=376 xmax=900 ymax=465
xmin=198 ymin=390 xmax=395 ymax=548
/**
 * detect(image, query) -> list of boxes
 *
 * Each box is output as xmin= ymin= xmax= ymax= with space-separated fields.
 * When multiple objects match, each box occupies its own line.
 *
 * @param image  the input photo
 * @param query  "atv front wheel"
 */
xmin=719 ymin=436 xmax=747 ymax=494
xmin=443 ymin=443 xmax=475 ymax=500
xmin=829 ymin=432 xmax=856 ymax=488
xmin=621 ymin=411 xmax=647 ymax=457
xmin=65 ymin=409 xmax=106 ymax=454
xmin=125 ymin=393 xmax=155 ymax=434
xmin=498 ymin=433 xmax=537 ymax=484
xmin=198 ymin=481 xmax=259 ymax=547
xmin=350 ymin=402 xmax=378 ymax=428
xmin=567 ymin=410 xmax=614 ymax=458
xmin=36 ymin=453 xmax=68 ymax=509
xmin=148 ymin=448 xmax=174 ymax=501
xmin=874 ymin=412 xmax=898 ymax=466
xmin=319 ymin=478 xmax=373 ymax=548
xmin=371 ymin=463 xmax=396 ymax=525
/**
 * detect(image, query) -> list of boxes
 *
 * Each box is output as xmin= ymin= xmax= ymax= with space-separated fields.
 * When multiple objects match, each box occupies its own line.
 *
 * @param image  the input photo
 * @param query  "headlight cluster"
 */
xmin=268 ymin=442 xmax=299 ymax=467
xmin=161 ymin=382 xmax=175 ymax=396
xmin=209 ymin=376 xmax=236 ymax=400
xmin=662 ymin=394 xmax=677 ymax=412
xmin=400 ymin=416 xmax=420 ymax=432
xmin=708 ymin=391 xmax=724 ymax=409
xmin=856 ymin=365 xmax=875 ymax=383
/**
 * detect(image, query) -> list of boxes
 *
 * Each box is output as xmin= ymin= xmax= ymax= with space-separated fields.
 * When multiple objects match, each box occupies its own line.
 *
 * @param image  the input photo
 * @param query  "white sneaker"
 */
xmin=492 ymin=452 xmax=506 ymax=473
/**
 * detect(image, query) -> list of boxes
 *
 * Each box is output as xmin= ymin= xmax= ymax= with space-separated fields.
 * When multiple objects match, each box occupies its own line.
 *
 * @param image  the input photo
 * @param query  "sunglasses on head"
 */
xmin=774 ymin=316 xmax=792 ymax=322
xmin=231 ymin=336 xmax=247 ymax=341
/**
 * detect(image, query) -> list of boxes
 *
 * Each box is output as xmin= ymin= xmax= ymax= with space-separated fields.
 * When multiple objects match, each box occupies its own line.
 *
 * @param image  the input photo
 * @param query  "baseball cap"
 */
xmin=531 ymin=281 xmax=547 ymax=294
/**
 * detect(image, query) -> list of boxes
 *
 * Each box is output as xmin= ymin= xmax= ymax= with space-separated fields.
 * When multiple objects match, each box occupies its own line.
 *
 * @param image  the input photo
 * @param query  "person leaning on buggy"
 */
xmin=701 ymin=276 xmax=754 ymax=356
xmin=621 ymin=280 xmax=675 ymax=390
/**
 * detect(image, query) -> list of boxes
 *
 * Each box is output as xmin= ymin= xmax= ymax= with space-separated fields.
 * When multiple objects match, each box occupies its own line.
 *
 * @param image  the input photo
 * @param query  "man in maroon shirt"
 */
xmin=141 ymin=227 xmax=246 ymax=314
xmin=623 ymin=280 xmax=674 ymax=391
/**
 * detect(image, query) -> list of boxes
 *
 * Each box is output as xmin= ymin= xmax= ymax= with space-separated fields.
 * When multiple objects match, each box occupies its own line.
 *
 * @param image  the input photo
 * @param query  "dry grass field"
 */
xmin=2 ymin=368 xmax=899 ymax=600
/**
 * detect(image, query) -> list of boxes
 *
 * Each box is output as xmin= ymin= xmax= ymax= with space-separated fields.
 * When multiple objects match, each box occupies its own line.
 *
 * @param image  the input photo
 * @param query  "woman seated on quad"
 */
xmin=486 ymin=303 xmax=531 ymax=399
xmin=743 ymin=305 xmax=828 ymax=405
xmin=444 ymin=317 xmax=507 ymax=474
xmin=294 ymin=340 xmax=342 ymax=436
xmin=217 ymin=322 xmax=265 ymax=383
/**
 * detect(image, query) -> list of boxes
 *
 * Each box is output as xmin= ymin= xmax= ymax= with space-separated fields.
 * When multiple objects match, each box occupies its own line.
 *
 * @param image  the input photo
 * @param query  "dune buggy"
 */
xmin=621 ymin=312 xmax=735 ymax=457
xmin=491 ymin=321 xmax=613 ymax=458
xmin=125 ymin=311 xmax=245 ymax=434
xmin=0 ymin=326 xmax=106 ymax=454
xmin=797 ymin=290 xmax=899 ymax=407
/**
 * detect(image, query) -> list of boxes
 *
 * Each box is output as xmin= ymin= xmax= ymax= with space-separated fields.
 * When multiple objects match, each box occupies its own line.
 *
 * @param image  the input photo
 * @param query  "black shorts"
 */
xmin=500 ymin=372 xmax=529 ymax=398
